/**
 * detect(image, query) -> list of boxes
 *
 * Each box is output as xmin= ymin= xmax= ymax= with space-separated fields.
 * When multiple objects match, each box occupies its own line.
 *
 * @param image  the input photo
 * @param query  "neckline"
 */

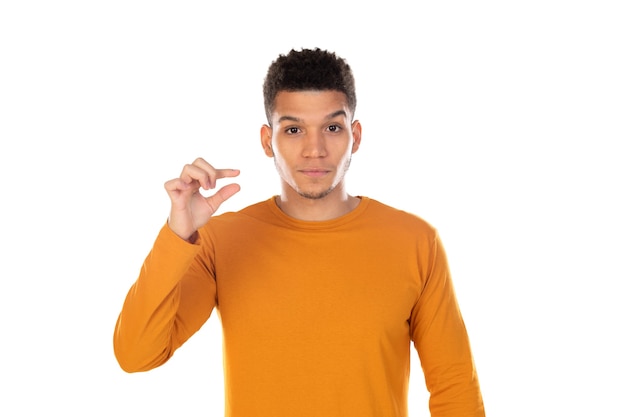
xmin=267 ymin=196 xmax=370 ymax=230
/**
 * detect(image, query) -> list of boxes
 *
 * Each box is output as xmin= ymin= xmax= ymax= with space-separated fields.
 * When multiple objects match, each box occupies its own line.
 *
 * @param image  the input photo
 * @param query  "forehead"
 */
xmin=272 ymin=90 xmax=351 ymax=122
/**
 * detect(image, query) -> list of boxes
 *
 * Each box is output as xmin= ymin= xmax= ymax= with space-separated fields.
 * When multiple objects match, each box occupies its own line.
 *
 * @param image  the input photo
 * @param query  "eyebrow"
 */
xmin=277 ymin=110 xmax=348 ymax=124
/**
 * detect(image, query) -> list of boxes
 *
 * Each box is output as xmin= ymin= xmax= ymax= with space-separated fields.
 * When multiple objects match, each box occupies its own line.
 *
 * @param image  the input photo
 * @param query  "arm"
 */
xmin=113 ymin=224 xmax=213 ymax=372
xmin=410 ymin=233 xmax=485 ymax=417
xmin=113 ymin=158 xmax=240 ymax=372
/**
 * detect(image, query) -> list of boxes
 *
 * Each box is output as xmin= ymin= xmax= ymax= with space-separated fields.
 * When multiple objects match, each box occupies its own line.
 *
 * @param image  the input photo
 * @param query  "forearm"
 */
xmin=412 ymin=234 xmax=485 ymax=416
xmin=425 ymin=355 xmax=484 ymax=416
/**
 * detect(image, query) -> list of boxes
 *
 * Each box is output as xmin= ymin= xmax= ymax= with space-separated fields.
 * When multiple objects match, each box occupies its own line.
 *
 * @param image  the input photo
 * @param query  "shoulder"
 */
xmin=363 ymin=197 xmax=437 ymax=235
xmin=200 ymin=198 xmax=275 ymax=231
xmin=220 ymin=199 xmax=272 ymax=219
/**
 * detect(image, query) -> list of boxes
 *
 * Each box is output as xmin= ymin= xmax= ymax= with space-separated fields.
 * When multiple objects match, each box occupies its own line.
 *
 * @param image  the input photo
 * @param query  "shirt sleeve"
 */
xmin=113 ymin=223 xmax=218 ymax=372
xmin=410 ymin=232 xmax=485 ymax=417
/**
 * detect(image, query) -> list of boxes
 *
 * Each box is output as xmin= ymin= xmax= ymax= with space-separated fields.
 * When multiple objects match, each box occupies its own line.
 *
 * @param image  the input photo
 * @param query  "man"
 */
xmin=114 ymin=48 xmax=485 ymax=416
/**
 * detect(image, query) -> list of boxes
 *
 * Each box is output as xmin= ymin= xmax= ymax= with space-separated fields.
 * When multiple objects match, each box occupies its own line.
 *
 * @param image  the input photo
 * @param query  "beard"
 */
xmin=289 ymin=156 xmax=352 ymax=200
xmin=298 ymin=187 xmax=335 ymax=200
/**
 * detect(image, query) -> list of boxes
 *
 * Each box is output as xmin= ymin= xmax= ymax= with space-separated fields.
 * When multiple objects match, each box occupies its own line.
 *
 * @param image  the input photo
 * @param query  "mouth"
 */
xmin=299 ymin=168 xmax=331 ymax=178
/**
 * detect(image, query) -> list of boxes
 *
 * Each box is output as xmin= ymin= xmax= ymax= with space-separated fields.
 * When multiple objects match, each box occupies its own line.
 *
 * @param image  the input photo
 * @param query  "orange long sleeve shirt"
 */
xmin=114 ymin=197 xmax=484 ymax=416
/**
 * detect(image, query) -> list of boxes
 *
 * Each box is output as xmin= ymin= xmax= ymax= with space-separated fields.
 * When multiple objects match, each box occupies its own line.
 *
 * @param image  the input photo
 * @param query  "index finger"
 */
xmin=187 ymin=158 xmax=240 ymax=189
xmin=215 ymin=168 xmax=241 ymax=180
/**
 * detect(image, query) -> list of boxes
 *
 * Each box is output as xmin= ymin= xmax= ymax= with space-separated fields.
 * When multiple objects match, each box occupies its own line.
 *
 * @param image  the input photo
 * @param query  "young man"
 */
xmin=114 ymin=48 xmax=485 ymax=417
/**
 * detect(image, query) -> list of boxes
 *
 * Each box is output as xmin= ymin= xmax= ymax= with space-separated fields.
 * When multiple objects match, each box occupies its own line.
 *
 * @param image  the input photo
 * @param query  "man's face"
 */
xmin=261 ymin=90 xmax=361 ymax=201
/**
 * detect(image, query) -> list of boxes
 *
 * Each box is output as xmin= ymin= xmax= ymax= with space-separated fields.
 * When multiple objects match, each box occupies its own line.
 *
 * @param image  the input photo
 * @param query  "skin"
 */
xmin=164 ymin=158 xmax=241 ymax=242
xmin=165 ymin=89 xmax=361 ymax=242
xmin=261 ymin=90 xmax=362 ymax=221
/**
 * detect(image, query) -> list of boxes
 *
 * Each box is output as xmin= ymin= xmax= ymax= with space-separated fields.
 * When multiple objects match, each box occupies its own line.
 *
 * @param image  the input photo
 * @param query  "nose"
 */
xmin=302 ymin=131 xmax=327 ymax=158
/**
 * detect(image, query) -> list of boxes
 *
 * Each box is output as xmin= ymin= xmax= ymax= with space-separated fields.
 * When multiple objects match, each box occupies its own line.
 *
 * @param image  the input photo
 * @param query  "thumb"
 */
xmin=206 ymin=183 xmax=241 ymax=213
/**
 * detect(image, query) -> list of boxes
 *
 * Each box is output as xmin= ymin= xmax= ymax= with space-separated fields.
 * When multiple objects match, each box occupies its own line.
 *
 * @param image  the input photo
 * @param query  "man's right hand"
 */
xmin=164 ymin=157 xmax=240 ymax=242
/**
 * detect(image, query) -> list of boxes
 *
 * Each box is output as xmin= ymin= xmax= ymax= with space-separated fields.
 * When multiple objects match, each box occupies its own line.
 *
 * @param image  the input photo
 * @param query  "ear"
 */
xmin=260 ymin=124 xmax=274 ymax=157
xmin=351 ymin=120 xmax=362 ymax=154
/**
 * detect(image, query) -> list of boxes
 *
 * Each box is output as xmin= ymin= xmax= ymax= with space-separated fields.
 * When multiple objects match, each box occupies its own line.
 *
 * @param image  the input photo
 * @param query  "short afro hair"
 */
xmin=263 ymin=48 xmax=357 ymax=124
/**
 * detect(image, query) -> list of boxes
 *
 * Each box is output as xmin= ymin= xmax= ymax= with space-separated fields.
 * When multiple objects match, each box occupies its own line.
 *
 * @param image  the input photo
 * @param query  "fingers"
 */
xmin=206 ymin=183 xmax=241 ymax=212
xmin=164 ymin=177 xmax=190 ymax=193
xmin=163 ymin=158 xmax=241 ymax=240
xmin=180 ymin=158 xmax=240 ymax=190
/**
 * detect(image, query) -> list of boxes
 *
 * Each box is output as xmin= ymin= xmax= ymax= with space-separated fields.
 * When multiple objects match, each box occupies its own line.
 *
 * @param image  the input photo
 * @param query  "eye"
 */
xmin=285 ymin=126 xmax=301 ymax=135
xmin=327 ymin=124 xmax=342 ymax=133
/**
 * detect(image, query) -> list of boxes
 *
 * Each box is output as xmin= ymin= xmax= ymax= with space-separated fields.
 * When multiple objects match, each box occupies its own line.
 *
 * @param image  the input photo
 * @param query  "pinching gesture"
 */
xmin=164 ymin=157 xmax=240 ymax=242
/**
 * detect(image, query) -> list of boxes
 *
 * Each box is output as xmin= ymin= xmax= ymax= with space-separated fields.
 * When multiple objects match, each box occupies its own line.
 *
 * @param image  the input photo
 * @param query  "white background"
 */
xmin=1 ymin=1 xmax=625 ymax=415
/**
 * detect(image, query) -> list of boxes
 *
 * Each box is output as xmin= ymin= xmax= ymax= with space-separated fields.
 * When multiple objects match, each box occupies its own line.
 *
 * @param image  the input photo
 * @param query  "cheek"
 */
xmin=272 ymin=150 xmax=292 ymax=175
xmin=340 ymin=145 xmax=354 ymax=161
xmin=273 ymin=142 xmax=299 ymax=162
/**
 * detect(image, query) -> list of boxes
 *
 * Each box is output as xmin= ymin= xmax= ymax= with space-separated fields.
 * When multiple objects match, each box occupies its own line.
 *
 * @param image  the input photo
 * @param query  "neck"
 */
xmin=276 ymin=185 xmax=360 ymax=221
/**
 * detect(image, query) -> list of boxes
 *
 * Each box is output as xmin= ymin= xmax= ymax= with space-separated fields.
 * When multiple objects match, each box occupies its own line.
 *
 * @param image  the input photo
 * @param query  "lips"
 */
xmin=299 ymin=168 xmax=331 ymax=178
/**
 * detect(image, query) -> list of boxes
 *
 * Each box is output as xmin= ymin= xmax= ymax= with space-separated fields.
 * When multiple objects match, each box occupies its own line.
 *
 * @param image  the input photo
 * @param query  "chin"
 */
xmin=297 ymin=187 xmax=335 ymax=200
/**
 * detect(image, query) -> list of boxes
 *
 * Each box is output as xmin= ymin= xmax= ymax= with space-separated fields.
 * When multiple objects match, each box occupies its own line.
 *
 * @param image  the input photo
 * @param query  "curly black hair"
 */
xmin=262 ymin=48 xmax=357 ymax=124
